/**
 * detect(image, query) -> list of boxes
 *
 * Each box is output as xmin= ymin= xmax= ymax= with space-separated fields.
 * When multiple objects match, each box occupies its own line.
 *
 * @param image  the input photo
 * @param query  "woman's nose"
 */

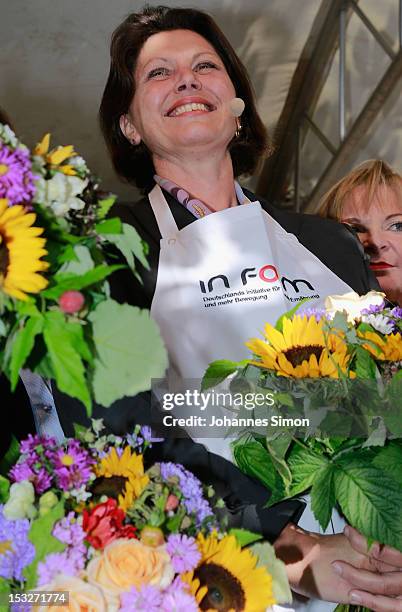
xmin=362 ymin=230 xmax=389 ymax=254
xmin=175 ymin=70 xmax=201 ymax=92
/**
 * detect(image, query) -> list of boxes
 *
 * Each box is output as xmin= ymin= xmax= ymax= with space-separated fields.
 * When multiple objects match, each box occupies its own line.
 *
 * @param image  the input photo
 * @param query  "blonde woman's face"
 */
xmin=341 ymin=183 xmax=402 ymax=304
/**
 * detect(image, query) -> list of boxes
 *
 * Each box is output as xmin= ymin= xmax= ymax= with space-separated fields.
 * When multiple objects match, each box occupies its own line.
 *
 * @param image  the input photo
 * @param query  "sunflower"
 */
xmin=0 ymin=199 xmax=48 ymax=300
xmin=93 ymin=446 xmax=149 ymax=512
xmin=360 ymin=330 xmax=402 ymax=362
xmin=34 ymin=133 xmax=77 ymax=176
xmin=246 ymin=315 xmax=353 ymax=378
xmin=181 ymin=533 xmax=275 ymax=612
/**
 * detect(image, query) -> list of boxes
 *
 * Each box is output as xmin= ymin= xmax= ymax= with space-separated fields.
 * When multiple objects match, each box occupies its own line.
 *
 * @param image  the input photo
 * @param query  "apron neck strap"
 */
xmin=149 ymin=184 xmax=179 ymax=238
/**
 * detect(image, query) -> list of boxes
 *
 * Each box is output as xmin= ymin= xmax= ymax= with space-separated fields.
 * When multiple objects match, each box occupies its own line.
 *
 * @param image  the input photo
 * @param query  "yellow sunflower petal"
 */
xmin=34 ymin=133 xmax=51 ymax=156
xmin=47 ymin=145 xmax=75 ymax=166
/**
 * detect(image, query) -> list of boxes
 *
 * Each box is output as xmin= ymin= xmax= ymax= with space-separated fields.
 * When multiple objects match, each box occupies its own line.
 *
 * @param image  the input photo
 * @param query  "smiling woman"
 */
xmin=318 ymin=160 xmax=402 ymax=306
xmin=84 ymin=6 xmax=402 ymax=611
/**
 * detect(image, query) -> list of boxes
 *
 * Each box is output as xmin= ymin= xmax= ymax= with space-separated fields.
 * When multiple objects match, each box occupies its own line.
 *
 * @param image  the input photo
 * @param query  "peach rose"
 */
xmin=86 ymin=538 xmax=174 ymax=608
xmin=34 ymin=574 xmax=107 ymax=612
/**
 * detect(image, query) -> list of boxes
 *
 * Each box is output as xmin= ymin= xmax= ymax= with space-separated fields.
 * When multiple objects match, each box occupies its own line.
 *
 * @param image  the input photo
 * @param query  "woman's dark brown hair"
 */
xmin=99 ymin=5 xmax=269 ymax=192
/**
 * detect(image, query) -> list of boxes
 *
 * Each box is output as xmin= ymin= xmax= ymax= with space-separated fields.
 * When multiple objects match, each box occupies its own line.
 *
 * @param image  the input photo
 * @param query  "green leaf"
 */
xmin=287 ymin=444 xmax=329 ymax=496
xmin=311 ymin=463 xmax=336 ymax=530
xmin=373 ymin=442 xmax=402 ymax=486
xmin=42 ymin=264 xmax=123 ymax=299
xmin=0 ymin=475 xmax=10 ymax=503
xmin=96 ymin=217 xmax=122 ymax=235
xmin=89 ymin=300 xmax=168 ymax=407
xmin=0 ymin=436 xmax=19 ymax=476
xmin=275 ymin=299 xmax=309 ymax=332
xmin=23 ymin=500 xmax=66 ymax=589
xmin=9 ymin=315 xmax=44 ymax=389
xmin=43 ymin=311 xmax=91 ymax=411
xmin=59 ymin=244 xmax=94 ymax=275
xmin=234 ymin=441 xmax=284 ymax=499
xmin=334 ymin=455 xmax=402 ymax=549
xmin=0 ymin=577 xmax=10 ymax=612
xmin=106 ymin=222 xmax=149 ymax=272
xmin=201 ymin=359 xmax=248 ymax=391
xmin=354 ymin=346 xmax=377 ymax=379
xmin=228 ymin=528 xmax=262 ymax=547
xmin=96 ymin=195 xmax=117 ymax=220
xmin=250 ymin=541 xmax=292 ymax=604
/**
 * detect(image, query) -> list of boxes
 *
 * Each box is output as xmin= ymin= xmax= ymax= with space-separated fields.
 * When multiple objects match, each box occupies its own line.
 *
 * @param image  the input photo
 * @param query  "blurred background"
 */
xmin=1 ymin=0 xmax=401 ymax=210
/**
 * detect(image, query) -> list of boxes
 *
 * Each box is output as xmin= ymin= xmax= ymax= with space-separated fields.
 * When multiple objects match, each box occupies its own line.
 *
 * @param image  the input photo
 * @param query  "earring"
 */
xmin=235 ymin=117 xmax=242 ymax=138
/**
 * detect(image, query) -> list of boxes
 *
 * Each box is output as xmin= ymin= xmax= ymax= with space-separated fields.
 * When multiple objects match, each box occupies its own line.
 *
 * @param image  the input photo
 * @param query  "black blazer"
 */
xmin=0 ymin=376 xmax=36 ymax=458
xmin=54 ymin=188 xmax=378 ymax=542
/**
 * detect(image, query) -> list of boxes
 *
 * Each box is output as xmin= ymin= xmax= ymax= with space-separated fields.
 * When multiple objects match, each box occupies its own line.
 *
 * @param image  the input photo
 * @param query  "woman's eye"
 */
xmin=147 ymin=67 xmax=170 ymax=79
xmin=195 ymin=61 xmax=217 ymax=72
xmin=347 ymin=223 xmax=366 ymax=234
xmin=388 ymin=221 xmax=402 ymax=232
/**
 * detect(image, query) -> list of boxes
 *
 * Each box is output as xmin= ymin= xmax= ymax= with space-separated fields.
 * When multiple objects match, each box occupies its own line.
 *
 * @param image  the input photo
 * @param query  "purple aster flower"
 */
xmin=0 ymin=143 xmax=37 ymax=206
xmin=140 ymin=425 xmax=164 ymax=444
xmin=37 ymin=552 xmax=81 ymax=586
xmin=160 ymin=462 xmax=214 ymax=527
xmin=53 ymin=512 xmax=86 ymax=547
xmin=361 ymin=302 xmax=386 ymax=316
xmin=0 ymin=507 xmax=35 ymax=581
xmin=10 ymin=461 xmax=52 ymax=494
xmin=391 ymin=306 xmax=402 ymax=320
xmin=20 ymin=434 xmax=54 ymax=455
xmin=300 ymin=307 xmax=328 ymax=322
xmin=166 ymin=534 xmax=201 ymax=572
xmin=120 ymin=584 xmax=163 ymax=612
xmin=37 ymin=515 xmax=87 ymax=586
xmin=50 ymin=440 xmax=94 ymax=491
xmin=161 ymin=578 xmax=199 ymax=612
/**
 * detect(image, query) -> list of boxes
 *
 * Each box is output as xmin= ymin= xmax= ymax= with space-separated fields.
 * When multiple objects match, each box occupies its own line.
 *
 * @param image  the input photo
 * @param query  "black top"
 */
xmin=8 ymin=187 xmax=379 ymax=542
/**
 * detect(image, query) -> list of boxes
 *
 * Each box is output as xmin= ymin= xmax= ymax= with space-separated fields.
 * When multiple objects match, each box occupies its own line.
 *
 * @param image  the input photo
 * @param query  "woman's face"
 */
xmin=341 ymin=183 xmax=402 ymax=303
xmin=121 ymin=29 xmax=237 ymax=159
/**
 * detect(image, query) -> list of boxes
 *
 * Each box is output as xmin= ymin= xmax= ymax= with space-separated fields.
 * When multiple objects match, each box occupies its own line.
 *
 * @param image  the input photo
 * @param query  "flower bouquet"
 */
xmin=202 ymin=292 xmax=402 ymax=552
xmin=0 ymin=123 xmax=167 ymax=410
xmin=0 ymin=421 xmax=291 ymax=611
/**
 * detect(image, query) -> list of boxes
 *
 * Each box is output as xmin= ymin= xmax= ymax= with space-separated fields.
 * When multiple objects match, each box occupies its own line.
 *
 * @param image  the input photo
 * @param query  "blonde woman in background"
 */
xmin=319 ymin=160 xmax=402 ymax=306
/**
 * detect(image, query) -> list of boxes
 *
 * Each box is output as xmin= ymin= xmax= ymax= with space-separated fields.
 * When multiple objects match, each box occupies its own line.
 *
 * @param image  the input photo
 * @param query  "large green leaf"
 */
xmin=234 ymin=441 xmax=284 ymax=501
xmin=23 ymin=500 xmax=66 ymax=589
xmin=229 ymin=528 xmax=262 ymax=547
xmin=9 ymin=315 xmax=44 ymax=389
xmin=201 ymin=359 xmax=248 ymax=391
xmin=43 ymin=311 xmax=91 ymax=411
xmin=287 ymin=444 xmax=329 ymax=497
xmin=106 ymin=222 xmax=149 ymax=272
xmin=89 ymin=300 xmax=168 ymax=406
xmin=311 ymin=463 xmax=336 ymax=530
xmin=42 ymin=264 xmax=123 ymax=299
xmin=334 ymin=455 xmax=402 ymax=549
xmin=59 ymin=244 xmax=94 ymax=275
xmin=373 ymin=442 xmax=402 ymax=486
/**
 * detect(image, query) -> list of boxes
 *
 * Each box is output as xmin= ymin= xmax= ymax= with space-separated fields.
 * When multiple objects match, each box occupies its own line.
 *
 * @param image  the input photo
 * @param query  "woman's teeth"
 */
xmin=169 ymin=103 xmax=210 ymax=116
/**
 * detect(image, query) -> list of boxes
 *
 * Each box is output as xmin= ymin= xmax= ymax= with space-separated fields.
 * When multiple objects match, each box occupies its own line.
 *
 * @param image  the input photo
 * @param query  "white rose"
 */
xmin=3 ymin=481 xmax=37 ymax=520
xmin=324 ymin=291 xmax=386 ymax=322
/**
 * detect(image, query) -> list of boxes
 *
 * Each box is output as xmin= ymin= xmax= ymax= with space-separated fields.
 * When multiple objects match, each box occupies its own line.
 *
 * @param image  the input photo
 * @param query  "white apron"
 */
xmin=149 ymin=184 xmax=351 ymax=612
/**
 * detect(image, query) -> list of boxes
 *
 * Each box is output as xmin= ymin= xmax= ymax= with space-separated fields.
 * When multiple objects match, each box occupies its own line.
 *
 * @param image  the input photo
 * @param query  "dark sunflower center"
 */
xmin=195 ymin=562 xmax=245 ymax=612
xmin=284 ymin=345 xmax=323 ymax=367
xmin=91 ymin=475 xmax=127 ymax=499
xmin=0 ymin=234 xmax=9 ymax=277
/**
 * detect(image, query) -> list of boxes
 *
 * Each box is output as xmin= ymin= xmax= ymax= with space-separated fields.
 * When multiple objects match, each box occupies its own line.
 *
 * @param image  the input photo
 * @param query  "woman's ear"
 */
xmin=119 ymin=114 xmax=141 ymax=145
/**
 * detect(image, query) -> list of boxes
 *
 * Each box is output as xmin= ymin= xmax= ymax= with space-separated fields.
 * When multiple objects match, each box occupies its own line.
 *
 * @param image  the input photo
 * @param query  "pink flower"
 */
xmin=59 ymin=290 xmax=85 ymax=314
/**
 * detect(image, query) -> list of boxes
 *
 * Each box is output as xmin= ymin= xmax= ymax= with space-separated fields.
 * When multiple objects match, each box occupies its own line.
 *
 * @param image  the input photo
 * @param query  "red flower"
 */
xmin=83 ymin=498 xmax=136 ymax=549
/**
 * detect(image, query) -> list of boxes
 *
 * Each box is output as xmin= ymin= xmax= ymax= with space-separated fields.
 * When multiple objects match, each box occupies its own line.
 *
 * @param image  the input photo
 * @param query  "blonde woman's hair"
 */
xmin=318 ymin=160 xmax=402 ymax=220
